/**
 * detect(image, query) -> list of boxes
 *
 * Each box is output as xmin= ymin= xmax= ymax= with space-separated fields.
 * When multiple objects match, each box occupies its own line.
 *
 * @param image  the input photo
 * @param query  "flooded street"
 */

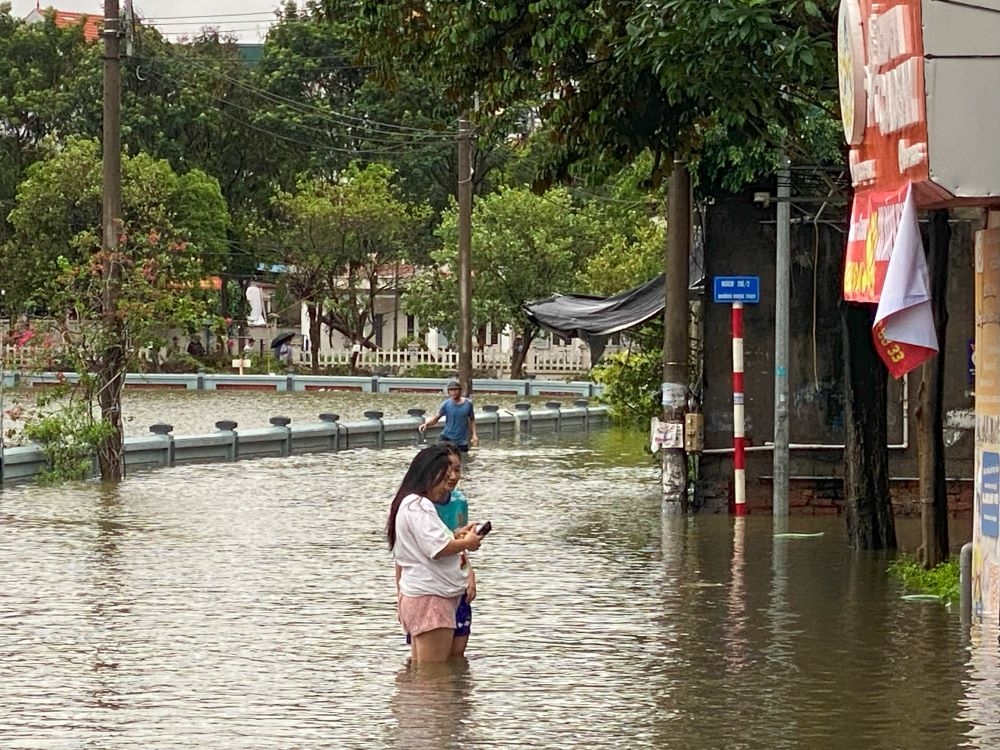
xmin=0 ymin=428 xmax=993 ymax=749
xmin=1 ymin=388 xmax=558 ymax=439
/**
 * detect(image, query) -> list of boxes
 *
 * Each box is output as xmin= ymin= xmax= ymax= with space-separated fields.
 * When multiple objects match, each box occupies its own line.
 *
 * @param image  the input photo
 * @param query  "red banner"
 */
xmin=843 ymin=185 xmax=909 ymax=303
xmin=869 ymin=184 xmax=938 ymax=377
xmin=873 ymin=320 xmax=936 ymax=378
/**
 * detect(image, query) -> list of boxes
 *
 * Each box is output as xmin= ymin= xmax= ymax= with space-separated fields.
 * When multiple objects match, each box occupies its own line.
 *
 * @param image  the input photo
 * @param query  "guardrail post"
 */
xmin=574 ymin=398 xmax=590 ymax=431
xmin=215 ymin=420 xmax=238 ymax=460
xmin=515 ymin=402 xmax=532 ymax=436
xmin=481 ymin=404 xmax=499 ymax=438
xmin=269 ymin=416 xmax=292 ymax=457
xmin=546 ymin=401 xmax=562 ymax=432
xmin=196 ymin=368 xmax=206 ymax=391
xmin=149 ymin=423 xmax=175 ymax=467
xmin=319 ymin=413 xmax=341 ymax=451
xmin=961 ymin=541 xmax=974 ymax=625
xmin=365 ymin=410 xmax=385 ymax=448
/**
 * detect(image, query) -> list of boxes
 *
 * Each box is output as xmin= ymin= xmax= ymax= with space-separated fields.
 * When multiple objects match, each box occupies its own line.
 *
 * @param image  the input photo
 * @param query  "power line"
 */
xmin=144 ymin=66 xmax=453 ymax=153
xmin=173 ymin=55 xmax=455 ymax=138
xmin=141 ymin=11 xmax=277 ymax=21
xmin=136 ymin=52 xmax=456 ymax=144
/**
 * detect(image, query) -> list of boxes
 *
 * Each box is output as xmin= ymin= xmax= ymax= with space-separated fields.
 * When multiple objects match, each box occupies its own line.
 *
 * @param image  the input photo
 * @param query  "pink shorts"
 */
xmin=398 ymin=594 xmax=461 ymax=637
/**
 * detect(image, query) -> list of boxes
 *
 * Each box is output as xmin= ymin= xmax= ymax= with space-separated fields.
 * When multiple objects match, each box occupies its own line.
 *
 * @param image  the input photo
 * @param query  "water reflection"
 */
xmin=388 ymin=659 xmax=473 ymax=750
xmin=0 ymin=432 xmax=994 ymax=749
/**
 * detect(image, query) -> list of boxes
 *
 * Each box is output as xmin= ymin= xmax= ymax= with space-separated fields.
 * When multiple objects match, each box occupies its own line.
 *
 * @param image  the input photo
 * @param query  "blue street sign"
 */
xmin=713 ymin=276 xmax=760 ymax=304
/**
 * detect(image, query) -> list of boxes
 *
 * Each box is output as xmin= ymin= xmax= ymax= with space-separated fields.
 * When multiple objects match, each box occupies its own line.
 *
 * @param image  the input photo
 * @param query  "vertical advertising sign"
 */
xmin=837 ymin=0 xmax=929 ymax=194
xmin=973 ymin=226 xmax=1000 ymax=624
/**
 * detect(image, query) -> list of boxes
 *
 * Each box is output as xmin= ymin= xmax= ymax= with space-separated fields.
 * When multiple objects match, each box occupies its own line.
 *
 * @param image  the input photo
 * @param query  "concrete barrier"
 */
xmin=15 ymin=372 xmax=603 ymax=398
xmin=0 ymin=403 xmax=609 ymax=485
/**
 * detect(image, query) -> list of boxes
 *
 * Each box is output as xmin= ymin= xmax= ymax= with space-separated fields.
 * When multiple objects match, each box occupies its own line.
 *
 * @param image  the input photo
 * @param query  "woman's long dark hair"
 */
xmin=386 ymin=443 xmax=458 ymax=550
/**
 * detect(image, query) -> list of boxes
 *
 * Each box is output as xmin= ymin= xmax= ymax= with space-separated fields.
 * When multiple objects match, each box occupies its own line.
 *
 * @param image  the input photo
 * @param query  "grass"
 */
xmin=887 ymin=555 xmax=960 ymax=602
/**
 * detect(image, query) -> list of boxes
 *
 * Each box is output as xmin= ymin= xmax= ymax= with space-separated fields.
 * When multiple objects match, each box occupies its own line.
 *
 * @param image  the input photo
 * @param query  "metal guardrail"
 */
xmin=0 ymin=402 xmax=609 ymax=486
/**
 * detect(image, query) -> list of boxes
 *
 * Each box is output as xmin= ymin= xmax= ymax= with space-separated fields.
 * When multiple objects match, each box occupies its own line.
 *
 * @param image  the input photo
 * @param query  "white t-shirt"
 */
xmin=394 ymin=493 xmax=468 ymax=597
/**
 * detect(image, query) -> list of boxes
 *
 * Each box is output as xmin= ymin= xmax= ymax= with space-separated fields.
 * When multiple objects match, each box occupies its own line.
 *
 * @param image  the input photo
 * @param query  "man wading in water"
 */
xmin=419 ymin=379 xmax=478 ymax=454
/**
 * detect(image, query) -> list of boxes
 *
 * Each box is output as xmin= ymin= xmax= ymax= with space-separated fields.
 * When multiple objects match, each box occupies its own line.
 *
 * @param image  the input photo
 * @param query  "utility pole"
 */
xmin=773 ymin=159 xmax=791 ymax=517
xmin=99 ymin=0 xmax=125 ymax=480
xmin=457 ymin=114 xmax=473 ymax=395
xmin=102 ymin=0 xmax=122 ymax=257
xmin=662 ymin=155 xmax=690 ymax=513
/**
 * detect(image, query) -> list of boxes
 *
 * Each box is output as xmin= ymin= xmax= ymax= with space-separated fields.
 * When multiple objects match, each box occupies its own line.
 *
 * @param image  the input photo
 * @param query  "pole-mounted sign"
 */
xmin=713 ymin=276 xmax=761 ymax=516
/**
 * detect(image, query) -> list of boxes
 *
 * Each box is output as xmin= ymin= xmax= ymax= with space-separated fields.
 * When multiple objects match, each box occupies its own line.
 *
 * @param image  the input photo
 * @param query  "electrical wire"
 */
xmin=140 ymin=11 xmax=278 ymax=21
xmin=144 ymin=66 xmax=452 ymax=154
xmin=136 ymin=52 xmax=456 ymax=143
xmin=174 ymin=55 xmax=455 ymax=138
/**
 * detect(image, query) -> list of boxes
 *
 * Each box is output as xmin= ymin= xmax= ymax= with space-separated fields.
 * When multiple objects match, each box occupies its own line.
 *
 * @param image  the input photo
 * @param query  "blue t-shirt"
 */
xmin=434 ymin=489 xmax=469 ymax=531
xmin=438 ymin=397 xmax=475 ymax=446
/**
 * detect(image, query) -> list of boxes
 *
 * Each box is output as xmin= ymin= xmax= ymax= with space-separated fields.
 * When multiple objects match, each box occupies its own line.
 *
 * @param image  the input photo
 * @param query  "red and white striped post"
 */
xmin=732 ymin=302 xmax=747 ymax=516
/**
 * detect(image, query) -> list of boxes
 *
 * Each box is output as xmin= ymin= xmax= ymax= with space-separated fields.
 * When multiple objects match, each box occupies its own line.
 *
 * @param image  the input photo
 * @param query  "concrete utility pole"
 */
xmin=99 ymin=0 xmax=125 ymax=480
xmin=662 ymin=156 xmax=691 ymax=513
xmin=102 ymin=0 xmax=122 ymax=261
xmin=773 ymin=160 xmax=791 ymax=517
xmin=457 ymin=115 xmax=473 ymax=395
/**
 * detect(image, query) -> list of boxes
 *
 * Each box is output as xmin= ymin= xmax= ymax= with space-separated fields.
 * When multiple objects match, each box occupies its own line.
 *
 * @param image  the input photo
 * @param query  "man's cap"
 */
xmin=446 ymin=379 xmax=461 ymax=390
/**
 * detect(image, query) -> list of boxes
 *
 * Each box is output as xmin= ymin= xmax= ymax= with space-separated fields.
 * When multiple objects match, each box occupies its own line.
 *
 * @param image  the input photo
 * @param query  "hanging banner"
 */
xmin=843 ymin=185 xmax=910 ymax=303
xmin=871 ymin=184 xmax=938 ymax=377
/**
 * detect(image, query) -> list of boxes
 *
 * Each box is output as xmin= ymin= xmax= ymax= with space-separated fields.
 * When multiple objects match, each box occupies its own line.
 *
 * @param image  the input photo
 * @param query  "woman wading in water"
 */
xmin=388 ymin=444 xmax=487 ymax=663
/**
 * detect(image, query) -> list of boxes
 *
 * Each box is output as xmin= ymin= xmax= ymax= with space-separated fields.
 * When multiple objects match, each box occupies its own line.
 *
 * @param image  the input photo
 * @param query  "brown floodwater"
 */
xmin=0 ymin=427 xmax=992 ymax=749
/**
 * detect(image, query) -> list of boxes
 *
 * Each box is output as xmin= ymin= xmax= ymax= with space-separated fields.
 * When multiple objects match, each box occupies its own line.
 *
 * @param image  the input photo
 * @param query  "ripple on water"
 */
xmin=0 ymin=435 xmax=992 ymax=749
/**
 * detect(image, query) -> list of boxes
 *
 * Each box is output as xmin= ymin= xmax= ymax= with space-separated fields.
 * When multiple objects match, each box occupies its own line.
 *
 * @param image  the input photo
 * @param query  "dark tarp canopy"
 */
xmin=523 ymin=275 xmax=665 ymax=365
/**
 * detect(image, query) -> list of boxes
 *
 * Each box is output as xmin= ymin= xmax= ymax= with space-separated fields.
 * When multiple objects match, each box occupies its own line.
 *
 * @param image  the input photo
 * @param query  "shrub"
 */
xmin=887 ymin=555 xmax=960 ymax=601
xmin=591 ymin=350 xmax=661 ymax=426
xmin=24 ymin=401 xmax=113 ymax=484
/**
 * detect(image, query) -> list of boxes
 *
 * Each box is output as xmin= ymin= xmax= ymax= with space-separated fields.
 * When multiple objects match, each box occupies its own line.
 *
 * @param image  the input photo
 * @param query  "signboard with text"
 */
xmin=838 ymin=0 xmax=1000 ymax=205
xmin=973 ymin=226 xmax=1000 ymax=624
xmin=712 ymin=277 xmax=760 ymax=304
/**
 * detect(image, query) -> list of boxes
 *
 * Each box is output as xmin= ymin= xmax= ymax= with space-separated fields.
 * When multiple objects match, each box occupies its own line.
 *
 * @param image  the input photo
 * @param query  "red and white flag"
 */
xmin=871 ymin=184 xmax=938 ymax=378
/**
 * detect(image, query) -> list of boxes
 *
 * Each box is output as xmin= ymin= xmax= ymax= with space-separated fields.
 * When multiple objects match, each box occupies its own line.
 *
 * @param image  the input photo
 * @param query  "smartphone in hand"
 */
xmin=475 ymin=521 xmax=492 ymax=538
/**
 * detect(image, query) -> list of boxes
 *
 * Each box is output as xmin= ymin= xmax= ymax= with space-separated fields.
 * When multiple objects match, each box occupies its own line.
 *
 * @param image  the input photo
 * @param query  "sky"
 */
xmin=10 ymin=0 xmax=280 ymax=43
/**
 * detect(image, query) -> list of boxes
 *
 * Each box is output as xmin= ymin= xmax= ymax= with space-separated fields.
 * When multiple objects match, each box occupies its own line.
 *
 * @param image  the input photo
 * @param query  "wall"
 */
xmin=698 ymin=187 xmax=977 ymax=514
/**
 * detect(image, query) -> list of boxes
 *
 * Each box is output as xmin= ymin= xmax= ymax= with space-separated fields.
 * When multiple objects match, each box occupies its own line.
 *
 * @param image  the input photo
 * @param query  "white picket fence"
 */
xmin=3 ymin=343 xmax=594 ymax=378
xmin=302 ymin=346 xmax=592 ymax=377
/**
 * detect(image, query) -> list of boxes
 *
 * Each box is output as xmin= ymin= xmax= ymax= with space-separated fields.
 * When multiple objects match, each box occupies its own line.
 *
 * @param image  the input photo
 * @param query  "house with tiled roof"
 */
xmin=23 ymin=4 xmax=102 ymax=42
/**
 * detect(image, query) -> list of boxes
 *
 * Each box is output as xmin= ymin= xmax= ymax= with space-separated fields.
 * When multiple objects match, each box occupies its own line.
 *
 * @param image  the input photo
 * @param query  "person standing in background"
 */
xmin=418 ymin=379 xmax=478 ymax=453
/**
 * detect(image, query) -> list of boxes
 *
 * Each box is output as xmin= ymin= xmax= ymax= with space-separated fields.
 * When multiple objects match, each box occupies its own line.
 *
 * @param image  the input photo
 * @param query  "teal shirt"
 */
xmin=434 ymin=489 xmax=468 ymax=532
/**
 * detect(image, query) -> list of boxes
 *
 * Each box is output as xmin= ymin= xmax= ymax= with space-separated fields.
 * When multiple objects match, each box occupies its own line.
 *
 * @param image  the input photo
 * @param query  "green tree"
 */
xmin=336 ymin=0 xmax=900 ymax=550
xmin=4 ymin=137 xmax=229 ymax=478
xmin=271 ymin=162 xmax=430 ymax=372
xmin=406 ymin=186 xmax=597 ymax=378
xmin=331 ymin=0 xmax=840 ymax=189
xmin=0 ymin=8 xmax=102 ymax=243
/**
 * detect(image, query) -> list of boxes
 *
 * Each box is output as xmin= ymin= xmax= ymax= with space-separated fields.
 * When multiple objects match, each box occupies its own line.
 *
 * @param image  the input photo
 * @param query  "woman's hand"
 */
xmin=457 ymin=522 xmax=481 ymax=551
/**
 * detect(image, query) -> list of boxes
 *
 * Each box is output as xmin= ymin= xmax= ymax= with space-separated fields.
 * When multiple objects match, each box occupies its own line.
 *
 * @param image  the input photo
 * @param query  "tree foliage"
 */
xmin=3 ymin=137 xmax=228 ymax=315
xmin=332 ymin=0 xmax=842 ymax=193
xmin=271 ymin=162 xmax=430 ymax=371
xmin=3 ymin=137 xmax=228 ymax=475
xmin=406 ymin=186 xmax=598 ymax=376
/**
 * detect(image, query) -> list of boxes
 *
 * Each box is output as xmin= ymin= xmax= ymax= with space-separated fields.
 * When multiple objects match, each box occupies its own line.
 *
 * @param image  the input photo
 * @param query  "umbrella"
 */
xmin=270 ymin=331 xmax=296 ymax=349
